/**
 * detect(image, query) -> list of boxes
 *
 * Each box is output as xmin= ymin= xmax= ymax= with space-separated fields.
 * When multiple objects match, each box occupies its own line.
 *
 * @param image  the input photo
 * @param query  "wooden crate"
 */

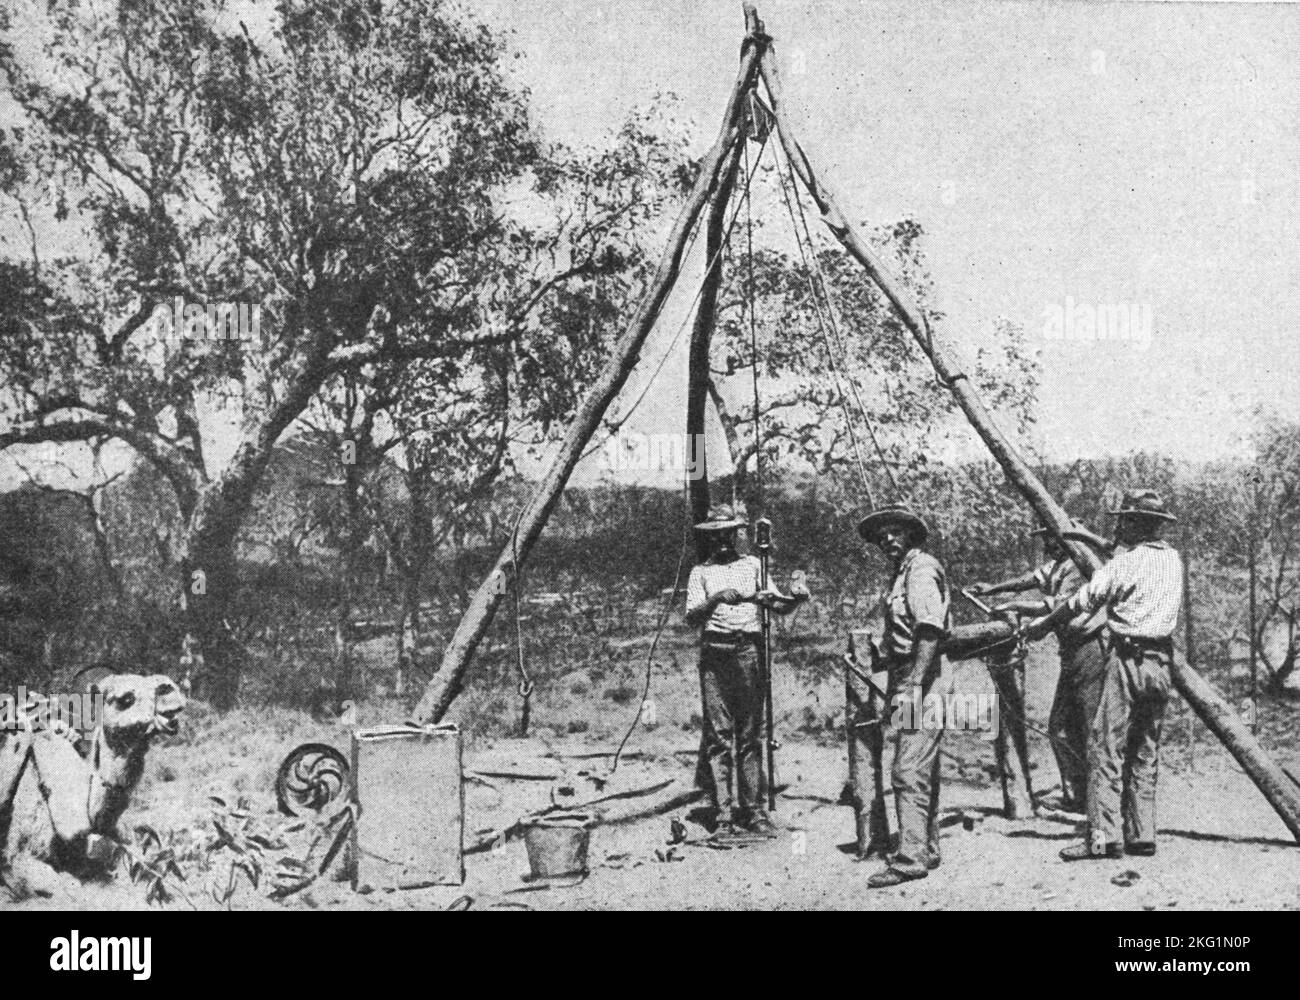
xmin=349 ymin=724 xmax=464 ymax=889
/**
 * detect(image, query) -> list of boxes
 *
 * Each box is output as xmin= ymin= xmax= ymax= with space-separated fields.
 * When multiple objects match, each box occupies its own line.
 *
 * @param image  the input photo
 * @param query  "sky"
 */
xmin=1 ymin=0 xmax=1296 ymax=493
xmin=472 ymin=0 xmax=1299 ymax=481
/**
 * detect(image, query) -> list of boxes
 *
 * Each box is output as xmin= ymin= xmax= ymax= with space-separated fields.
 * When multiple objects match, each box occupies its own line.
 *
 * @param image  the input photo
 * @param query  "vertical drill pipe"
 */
xmin=757 ymin=521 xmax=776 ymax=812
xmin=687 ymin=143 xmax=744 ymax=557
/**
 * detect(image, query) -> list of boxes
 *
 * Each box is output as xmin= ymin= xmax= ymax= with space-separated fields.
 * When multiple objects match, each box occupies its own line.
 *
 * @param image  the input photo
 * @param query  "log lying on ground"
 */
xmin=752 ymin=3 xmax=1300 ymax=842
xmin=465 ymin=779 xmax=704 ymax=855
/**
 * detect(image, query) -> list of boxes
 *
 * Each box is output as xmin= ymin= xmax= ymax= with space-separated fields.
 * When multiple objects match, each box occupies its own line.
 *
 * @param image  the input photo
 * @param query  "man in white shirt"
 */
xmin=1027 ymin=489 xmax=1184 ymax=861
xmin=685 ymin=506 xmax=806 ymax=838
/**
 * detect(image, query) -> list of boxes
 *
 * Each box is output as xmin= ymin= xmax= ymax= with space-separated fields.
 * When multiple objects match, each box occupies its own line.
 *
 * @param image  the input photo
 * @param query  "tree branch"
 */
xmin=0 ymin=413 xmax=200 ymax=513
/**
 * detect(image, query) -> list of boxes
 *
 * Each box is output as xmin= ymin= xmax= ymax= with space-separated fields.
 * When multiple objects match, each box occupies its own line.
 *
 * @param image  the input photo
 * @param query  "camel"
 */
xmin=0 ymin=673 xmax=186 ymax=899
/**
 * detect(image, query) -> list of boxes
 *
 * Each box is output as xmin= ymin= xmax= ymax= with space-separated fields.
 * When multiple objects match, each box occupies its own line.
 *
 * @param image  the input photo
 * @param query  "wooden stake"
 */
xmin=752 ymin=12 xmax=1300 ymax=842
xmin=987 ymin=651 xmax=1035 ymax=818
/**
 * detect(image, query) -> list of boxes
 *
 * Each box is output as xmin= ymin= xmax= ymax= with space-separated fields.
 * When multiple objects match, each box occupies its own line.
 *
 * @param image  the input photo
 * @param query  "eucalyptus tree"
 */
xmin=0 ymin=0 xmax=690 ymax=706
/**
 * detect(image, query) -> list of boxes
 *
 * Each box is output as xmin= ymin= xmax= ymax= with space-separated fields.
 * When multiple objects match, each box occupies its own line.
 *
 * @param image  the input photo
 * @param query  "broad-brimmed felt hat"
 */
xmin=1108 ymin=488 xmax=1177 ymax=523
xmin=857 ymin=504 xmax=929 ymax=546
xmin=694 ymin=505 xmax=747 ymax=532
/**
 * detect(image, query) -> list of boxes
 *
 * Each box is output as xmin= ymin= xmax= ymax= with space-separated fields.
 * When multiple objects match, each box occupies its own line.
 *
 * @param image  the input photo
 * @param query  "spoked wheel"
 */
xmin=275 ymin=743 xmax=349 ymax=817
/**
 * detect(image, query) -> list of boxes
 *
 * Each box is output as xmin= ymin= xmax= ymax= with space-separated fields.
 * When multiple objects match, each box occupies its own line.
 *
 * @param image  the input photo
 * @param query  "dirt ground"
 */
xmin=6 ymin=644 xmax=1299 ymax=912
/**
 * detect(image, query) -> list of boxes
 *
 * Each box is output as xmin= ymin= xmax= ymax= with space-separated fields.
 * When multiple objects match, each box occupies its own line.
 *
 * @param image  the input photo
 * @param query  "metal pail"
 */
xmin=522 ymin=812 xmax=593 ymax=880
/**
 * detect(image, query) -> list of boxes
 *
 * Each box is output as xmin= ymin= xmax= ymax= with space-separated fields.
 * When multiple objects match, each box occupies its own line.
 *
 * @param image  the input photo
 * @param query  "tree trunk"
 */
xmin=82 ymin=490 xmax=122 ymax=598
xmin=1272 ymin=610 xmax=1297 ymax=695
xmin=335 ymin=457 xmax=364 ymax=703
xmin=707 ymin=379 xmax=753 ymax=500
xmin=754 ymin=24 xmax=1300 ymax=841
xmin=183 ymin=523 xmax=242 ymax=712
xmin=176 ymin=335 xmax=334 ymax=709
xmin=410 ymin=20 xmax=767 ymax=725
xmin=182 ymin=420 xmax=308 ymax=708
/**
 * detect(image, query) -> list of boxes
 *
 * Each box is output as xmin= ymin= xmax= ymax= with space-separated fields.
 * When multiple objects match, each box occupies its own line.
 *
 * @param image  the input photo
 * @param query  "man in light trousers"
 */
xmin=1027 ymin=489 xmax=1183 ymax=861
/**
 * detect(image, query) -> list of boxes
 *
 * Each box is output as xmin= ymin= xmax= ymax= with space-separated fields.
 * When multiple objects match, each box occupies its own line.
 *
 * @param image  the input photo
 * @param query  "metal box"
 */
xmin=349 ymin=723 xmax=464 ymax=889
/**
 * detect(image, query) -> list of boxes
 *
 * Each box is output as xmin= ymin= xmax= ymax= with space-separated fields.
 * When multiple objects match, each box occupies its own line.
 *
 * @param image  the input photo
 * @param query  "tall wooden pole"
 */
xmin=685 ymin=142 xmax=742 ymax=800
xmin=411 ymin=15 xmax=767 ymax=725
xmin=751 ymin=7 xmax=1300 ymax=841
xmin=687 ymin=143 xmax=743 ymax=557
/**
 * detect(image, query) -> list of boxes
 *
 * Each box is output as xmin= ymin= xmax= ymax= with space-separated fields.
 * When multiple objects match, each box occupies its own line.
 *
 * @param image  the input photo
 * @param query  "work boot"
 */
xmin=1125 ymin=841 xmax=1157 ymax=857
xmin=1059 ymin=841 xmax=1123 ymax=862
xmin=867 ymin=864 xmax=929 ymax=889
xmin=709 ymin=818 xmax=739 ymax=841
xmin=887 ymin=851 xmax=939 ymax=871
xmin=746 ymin=811 xmax=779 ymax=839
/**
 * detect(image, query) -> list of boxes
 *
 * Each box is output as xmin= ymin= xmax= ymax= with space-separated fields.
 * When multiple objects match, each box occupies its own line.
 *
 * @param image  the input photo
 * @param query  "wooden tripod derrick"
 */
xmin=412 ymin=4 xmax=1300 ymax=843
xmin=409 ymin=14 xmax=765 ymax=725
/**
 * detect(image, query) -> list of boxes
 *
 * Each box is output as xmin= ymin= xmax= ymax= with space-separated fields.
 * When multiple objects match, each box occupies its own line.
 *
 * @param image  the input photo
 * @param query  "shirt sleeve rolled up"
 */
xmin=685 ymin=566 xmax=708 ymax=620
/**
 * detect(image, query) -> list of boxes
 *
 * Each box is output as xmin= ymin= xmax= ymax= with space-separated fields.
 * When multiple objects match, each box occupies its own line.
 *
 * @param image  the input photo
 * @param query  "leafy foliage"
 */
xmin=0 ymin=0 xmax=693 ymax=705
xmin=708 ymin=187 xmax=1039 ymax=501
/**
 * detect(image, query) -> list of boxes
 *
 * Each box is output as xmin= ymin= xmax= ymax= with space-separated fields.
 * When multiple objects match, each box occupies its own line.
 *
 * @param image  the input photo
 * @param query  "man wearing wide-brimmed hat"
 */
xmin=970 ymin=521 xmax=1112 ymax=810
xmin=685 ymin=505 xmax=807 ymax=839
xmin=855 ymin=503 xmax=950 ymax=888
xmin=1027 ymin=489 xmax=1183 ymax=862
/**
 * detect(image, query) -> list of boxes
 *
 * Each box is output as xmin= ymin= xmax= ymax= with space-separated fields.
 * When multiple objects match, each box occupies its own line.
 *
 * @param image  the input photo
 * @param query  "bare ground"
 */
xmin=5 ymin=640 xmax=1298 ymax=912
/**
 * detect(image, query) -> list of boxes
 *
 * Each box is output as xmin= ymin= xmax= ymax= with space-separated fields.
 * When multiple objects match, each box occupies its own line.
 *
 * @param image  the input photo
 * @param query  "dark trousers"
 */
xmin=1048 ymin=633 xmax=1107 ymax=809
xmin=694 ymin=638 xmax=766 ymax=818
xmin=1088 ymin=635 xmax=1172 ymax=847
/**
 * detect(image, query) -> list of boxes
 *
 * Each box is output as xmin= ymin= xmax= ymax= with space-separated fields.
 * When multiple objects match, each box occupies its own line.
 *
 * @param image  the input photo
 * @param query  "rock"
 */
xmin=559 ymin=670 xmax=591 ymax=695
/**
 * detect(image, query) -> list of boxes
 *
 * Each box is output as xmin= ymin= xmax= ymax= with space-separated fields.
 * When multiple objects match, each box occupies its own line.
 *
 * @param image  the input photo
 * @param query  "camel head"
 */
xmin=94 ymin=675 xmax=186 ymax=756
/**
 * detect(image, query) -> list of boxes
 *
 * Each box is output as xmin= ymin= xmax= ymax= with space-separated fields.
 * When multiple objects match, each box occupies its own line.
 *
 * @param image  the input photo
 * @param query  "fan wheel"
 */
xmin=275 ymin=743 xmax=349 ymax=817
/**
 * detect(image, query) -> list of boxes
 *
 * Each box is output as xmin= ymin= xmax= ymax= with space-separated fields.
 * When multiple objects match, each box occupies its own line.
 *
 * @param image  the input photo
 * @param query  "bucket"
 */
xmin=522 ymin=812 xmax=593 ymax=882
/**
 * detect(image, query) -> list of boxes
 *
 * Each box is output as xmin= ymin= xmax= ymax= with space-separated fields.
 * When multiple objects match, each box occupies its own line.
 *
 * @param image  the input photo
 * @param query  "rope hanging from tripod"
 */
xmin=743 ymin=138 xmax=766 ymax=513
xmin=609 ymin=127 xmax=771 ymax=773
xmin=509 ymin=511 xmax=534 ymax=736
xmin=577 ymin=132 xmax=771 ymax=466
xmin=767 ymin=123 xmax=900 ymax=502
